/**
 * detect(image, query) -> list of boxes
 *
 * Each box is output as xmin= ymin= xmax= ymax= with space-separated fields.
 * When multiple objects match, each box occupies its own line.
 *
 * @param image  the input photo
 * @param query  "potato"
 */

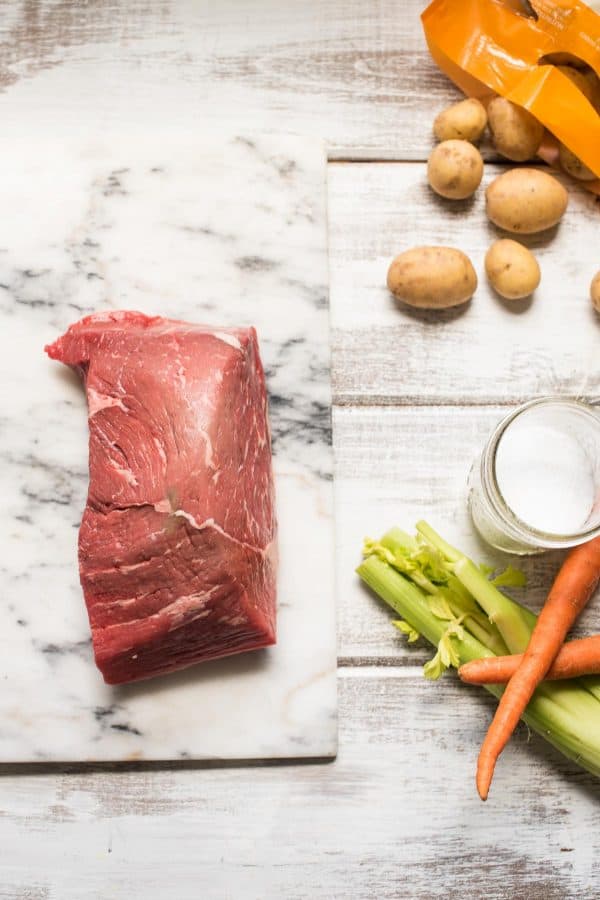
xmin=584 ymin=70 xmax=600 ymax=112
xmin=427 ymin=140 xmax=484 ymax=200
xmin=591 ymin=271 xmax=600 ymax=313
xmin=486 ymin=168 xmax=568 ymax=234
xmin=558 ymin=143 xmax=597 ymax=181
xmin=484 ymin=239 xmax=541 ymax=300
xmin=387 ymin=246 xmax=477 ymax=309
xmin=487 ymin=97 xmax=544 ymax=162
xmin=552 ymin=63 xmax=600 ymax=110
xmin=540 ymin=52 xmax=587 ymax=68
xmin=433 ymin=98 xmax=487 ymax=143
xmin=557 ymin=65 xmax=596 ymax=104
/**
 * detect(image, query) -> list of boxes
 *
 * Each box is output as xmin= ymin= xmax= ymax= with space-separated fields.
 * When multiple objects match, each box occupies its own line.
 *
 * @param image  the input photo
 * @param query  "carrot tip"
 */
xmin=476 ymin=758 xmax=494 ymax=801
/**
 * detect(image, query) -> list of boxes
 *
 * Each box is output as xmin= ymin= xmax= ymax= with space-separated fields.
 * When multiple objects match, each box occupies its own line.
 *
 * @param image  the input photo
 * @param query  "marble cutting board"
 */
xmin=0 ymin=133 xmax=337 ymax=762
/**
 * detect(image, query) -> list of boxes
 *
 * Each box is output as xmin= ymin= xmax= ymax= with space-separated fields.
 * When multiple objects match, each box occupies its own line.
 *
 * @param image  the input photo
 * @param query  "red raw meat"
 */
xmin=46 ymin=311 xmax=277 ymax=684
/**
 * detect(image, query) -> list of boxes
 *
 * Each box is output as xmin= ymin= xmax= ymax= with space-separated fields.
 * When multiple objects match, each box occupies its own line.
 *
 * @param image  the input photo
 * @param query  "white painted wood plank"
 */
xmin=0 ymin=669 xmax=598 ymax=900
xmin=335 ymin=406 xmax=600 ymax=660
xmin=0 ymin=0 xmax=470 ymax=160
xmin=0 ymin=1 xmax=598 ymax=881
xmin=329 ymin=162 xmax=600 ymax=405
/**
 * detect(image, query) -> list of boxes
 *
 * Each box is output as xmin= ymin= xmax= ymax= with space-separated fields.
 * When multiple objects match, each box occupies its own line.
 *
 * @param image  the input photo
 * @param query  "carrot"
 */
xmin=476 ymin=535 xmax=600 ymax=801
xmin=460 ymin=634 xmax=600 ymax=684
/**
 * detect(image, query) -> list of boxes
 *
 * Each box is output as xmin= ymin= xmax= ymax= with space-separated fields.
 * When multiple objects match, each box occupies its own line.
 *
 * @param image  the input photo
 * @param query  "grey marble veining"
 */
xmin=0 ymin=133 xmax=336 ymax=761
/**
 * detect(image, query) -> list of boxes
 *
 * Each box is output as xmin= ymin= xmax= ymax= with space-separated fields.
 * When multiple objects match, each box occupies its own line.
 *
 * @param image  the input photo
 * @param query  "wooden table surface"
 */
xmin=2 ymin=3 xmax=600 ymax=898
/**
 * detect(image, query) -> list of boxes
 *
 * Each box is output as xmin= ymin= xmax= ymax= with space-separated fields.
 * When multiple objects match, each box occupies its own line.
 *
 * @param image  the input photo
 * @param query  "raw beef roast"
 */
xmin=46 ymin=311 xmax=277 ymax=684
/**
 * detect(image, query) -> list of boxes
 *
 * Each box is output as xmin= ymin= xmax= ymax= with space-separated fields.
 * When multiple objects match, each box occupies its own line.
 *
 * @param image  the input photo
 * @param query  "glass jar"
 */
xmin=468 ymin=398 xmax=600 ymax=555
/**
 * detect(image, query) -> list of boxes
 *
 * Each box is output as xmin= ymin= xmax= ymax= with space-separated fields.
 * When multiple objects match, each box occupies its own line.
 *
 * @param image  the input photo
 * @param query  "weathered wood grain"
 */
xmin=329 ymin=162 xmax=600 ymax=405
xmin=0 ymin=669 xmax=598 ymax=900
xmin=335 ymin=406 xmax=600 ymax=661
xmin=0 ymin=1 xmax=169 ymax=89
xmin=2 ymin=2 xmax=600 ymax=895
xmin=0 ymin=0 xmax=469 ymax=160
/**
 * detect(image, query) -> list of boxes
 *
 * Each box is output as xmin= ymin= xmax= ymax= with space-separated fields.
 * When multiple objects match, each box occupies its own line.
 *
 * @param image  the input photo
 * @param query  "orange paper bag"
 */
xmin=422 ymin=0 xmax=600 ymax=187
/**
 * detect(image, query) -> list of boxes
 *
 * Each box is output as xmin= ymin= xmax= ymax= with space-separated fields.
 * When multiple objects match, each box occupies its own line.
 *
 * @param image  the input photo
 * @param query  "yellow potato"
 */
xmin=433 ymin=98 xmax=488 ymax=143
xmin=558 ymin=143 xmax=597 ymax=181
xmin=485 ymin=239 xmax=541 ymax=300
xmin=540 ymin=52 xmax=587 ymax=68
xmin=541 ymin=65 xmax=599 ymax=180
xmin=557 ymin=65 xmax=596 ymax=104
xmin=591 ymin=271 xmax=600 ymax=313
xmin=487 ymin=97 xmax=544 ymax=162
xmin=387 ymin=246 xmax=477 ymax=309
xmin=486 ymin=168 xmax=568 ymax=234
xmin=427 ymin=140 xmax=484 ymax=200
xmin=584 ymin=70 xmax=600 ymax=112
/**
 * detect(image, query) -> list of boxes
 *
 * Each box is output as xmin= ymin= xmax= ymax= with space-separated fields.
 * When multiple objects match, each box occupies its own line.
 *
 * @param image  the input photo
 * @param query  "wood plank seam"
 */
xmin=331 ymin=396 xmax=556 ymax=408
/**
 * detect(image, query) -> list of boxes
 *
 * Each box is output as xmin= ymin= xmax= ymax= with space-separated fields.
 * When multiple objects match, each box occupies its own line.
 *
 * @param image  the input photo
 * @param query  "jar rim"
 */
xmin=481 ymin=396 xmax=600 ymax=550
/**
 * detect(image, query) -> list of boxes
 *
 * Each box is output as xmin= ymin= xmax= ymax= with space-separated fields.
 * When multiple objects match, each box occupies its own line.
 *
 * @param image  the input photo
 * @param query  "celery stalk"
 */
xmin=381 ymin=528 xmax=510 ymax=656
xmin=448 ymin=603 xmax=509 ymax=656
xmin=377 ymin=526 xmax=600 ymax=703
xmin=416 ymin=521 xmax=533 ymax=653
xmin=358 ymin=533 xmax=600 ymax=779
xmin=411 ymin=522 xmax=600 ymax=706
xmin=357 ymin=555 xmax=495 ymax=661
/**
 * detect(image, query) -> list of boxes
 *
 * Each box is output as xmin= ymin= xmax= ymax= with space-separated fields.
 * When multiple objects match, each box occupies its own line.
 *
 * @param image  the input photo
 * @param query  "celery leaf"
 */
xmin=491 ymin=565 xmax=527 ymax=589
xmin=363 ymin=538 xmax=394 ymax=565
xmin=413 ymin=542 xmax=451 ymax=586
xmin=424 ymin=650 xmax=446 ymax=680
xmin=423 ymin=624 xmax=463 ymax=679
xmin=393 ymin=619 xmax=421 ymax=644
xmin=441 ymin=625 xmax=463 ymax=667
xmin=427 ymin=594 xmax=454 ymax=621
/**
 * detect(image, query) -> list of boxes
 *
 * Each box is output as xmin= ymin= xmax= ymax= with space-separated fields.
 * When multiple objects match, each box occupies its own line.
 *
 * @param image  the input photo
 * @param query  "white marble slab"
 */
xmin=0 ymin=133 xmax=337 ymax=761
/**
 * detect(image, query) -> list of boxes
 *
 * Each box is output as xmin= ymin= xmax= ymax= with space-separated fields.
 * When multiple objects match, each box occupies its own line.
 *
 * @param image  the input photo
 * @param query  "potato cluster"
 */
xmin=387 ymin=90 xmax=599 ymax=313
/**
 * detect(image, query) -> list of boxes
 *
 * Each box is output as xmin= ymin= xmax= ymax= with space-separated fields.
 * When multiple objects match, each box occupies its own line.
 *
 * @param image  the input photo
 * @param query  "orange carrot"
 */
xmin=460 ymin=634 xmax=600 ymax=684
xmin=476 ymin=535 xmax=600 ymax=801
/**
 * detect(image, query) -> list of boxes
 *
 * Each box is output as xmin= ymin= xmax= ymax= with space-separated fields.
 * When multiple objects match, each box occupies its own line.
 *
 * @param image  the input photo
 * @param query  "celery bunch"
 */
xmin=357 ymin=522 xmax=600 ymax=778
